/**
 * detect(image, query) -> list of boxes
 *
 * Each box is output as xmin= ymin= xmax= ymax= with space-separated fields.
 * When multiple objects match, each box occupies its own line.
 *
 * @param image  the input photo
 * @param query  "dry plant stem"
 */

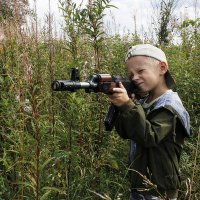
xmin=67 ymin=120 xmax=73 ymax=200
xmin=32 ymin=1 xmax=40 ymax=199
xmin=32 ymin=87 xmax=40 ymax=200
xmin=48 ymin=0 xmax=56 ymax=144
xmin=129 ymin=169 xmax=166 ymax=199
xmin=12 ymin=0 xmax=25 ymax=198
xmin=190 ymin=129 xmax=200 ymax=197
xmin=184 ymin=178 xmax=192 ymax=200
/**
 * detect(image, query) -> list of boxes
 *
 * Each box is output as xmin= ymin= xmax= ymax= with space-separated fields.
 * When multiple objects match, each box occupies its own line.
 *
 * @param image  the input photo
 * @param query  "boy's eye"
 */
xmin=138 ymin=69 xmax=144 ymax=74
xmin=128 ymin=74 xmax=134 ymax=80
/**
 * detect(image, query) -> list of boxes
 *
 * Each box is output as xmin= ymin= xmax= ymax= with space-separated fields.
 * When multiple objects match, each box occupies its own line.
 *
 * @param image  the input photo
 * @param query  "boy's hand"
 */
xmin=109 ymin=82 xmax=131 ymax=107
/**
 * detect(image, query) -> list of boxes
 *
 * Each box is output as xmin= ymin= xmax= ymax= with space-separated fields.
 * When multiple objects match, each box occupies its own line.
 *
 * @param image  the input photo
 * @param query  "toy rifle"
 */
xmin=52 ymin=68 xmax=138 ymax=131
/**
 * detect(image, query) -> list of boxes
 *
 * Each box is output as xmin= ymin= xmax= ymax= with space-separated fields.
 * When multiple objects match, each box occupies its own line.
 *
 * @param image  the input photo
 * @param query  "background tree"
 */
xmin=0 ymin=0 xmax=30 ymax=24
xmin=152 ymin=0 xmax=180 ymax=46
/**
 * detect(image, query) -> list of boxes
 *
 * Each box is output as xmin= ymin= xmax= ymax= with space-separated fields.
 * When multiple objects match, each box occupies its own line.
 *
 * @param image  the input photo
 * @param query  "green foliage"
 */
xmin=180 ymin=18 xmax=200 ymax=29
xmin=0 ymin=0 xmax=199 ymax=199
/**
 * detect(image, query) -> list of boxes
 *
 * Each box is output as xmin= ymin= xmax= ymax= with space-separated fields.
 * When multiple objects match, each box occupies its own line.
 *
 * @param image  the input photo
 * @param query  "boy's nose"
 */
xmin=132 ymin=74 xmax=139 ymax=81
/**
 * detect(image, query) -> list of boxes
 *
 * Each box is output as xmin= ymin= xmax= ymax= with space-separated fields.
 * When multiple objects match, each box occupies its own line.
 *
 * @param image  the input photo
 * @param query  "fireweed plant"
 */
xmin=0 ymin=0 xmax=199 ymax=199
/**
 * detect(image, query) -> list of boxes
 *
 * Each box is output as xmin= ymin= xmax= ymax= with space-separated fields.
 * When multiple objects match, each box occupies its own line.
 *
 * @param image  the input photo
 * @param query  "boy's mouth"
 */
xmin=136 ymin=82 xmax=144 ymax=87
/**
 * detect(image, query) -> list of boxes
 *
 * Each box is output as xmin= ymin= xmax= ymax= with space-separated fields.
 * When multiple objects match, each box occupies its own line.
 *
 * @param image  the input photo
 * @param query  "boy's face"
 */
xmin=125 ymin=56 xmax=165 ymax=93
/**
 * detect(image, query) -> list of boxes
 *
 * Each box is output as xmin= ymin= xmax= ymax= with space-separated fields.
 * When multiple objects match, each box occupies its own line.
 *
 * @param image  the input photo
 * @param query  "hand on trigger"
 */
xmin=109 ymin=82 xmax=130 ymax=107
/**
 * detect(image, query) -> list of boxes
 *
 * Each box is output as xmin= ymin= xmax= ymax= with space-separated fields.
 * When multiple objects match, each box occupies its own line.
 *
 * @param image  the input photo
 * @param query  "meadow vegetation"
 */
xmin=0 ymin=0 xmax=199 ymax=199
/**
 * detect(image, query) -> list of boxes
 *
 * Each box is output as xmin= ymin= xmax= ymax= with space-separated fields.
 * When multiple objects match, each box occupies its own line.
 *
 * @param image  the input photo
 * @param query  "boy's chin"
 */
xmin=139 ymin=88 xmax=149 ymax=93
xmin=136 ymin=89 xmax=149 ymax=99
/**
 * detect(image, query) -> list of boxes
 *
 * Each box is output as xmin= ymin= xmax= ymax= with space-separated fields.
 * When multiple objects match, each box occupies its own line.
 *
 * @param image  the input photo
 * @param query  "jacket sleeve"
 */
xmin=115 ymin=102 xmax=175 ymax=147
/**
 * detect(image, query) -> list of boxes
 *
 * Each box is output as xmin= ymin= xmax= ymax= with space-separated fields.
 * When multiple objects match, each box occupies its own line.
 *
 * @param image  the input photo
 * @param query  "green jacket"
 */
xmin=115 ymin=91 xmax=190 ymax=196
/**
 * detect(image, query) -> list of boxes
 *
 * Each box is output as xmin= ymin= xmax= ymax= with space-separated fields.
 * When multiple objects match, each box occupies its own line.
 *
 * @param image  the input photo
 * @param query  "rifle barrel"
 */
xmin=52 ymin=80 xmax=97 ymax=91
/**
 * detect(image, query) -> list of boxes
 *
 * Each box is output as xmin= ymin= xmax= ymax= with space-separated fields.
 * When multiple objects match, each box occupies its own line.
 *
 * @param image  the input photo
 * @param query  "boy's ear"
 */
xmin=159 ymin=61 xmax=168 ymax=75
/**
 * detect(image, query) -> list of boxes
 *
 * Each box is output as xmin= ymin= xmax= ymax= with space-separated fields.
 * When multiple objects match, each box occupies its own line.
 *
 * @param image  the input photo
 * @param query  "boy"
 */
xmin=109 ymin=44 xmax=190 ymax=200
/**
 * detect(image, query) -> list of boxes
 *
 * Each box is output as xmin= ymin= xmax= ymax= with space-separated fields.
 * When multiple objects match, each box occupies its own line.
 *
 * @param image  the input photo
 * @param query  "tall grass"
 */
xmin=0 ymin=0 xmax=199 ymax=199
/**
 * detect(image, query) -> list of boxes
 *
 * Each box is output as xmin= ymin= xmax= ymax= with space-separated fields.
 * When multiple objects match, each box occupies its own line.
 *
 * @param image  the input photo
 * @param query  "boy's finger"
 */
xmin=118 ymin=82 xmax=125 ymax=89
xmin=112 ymin=87 xmax=124 ymax=93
